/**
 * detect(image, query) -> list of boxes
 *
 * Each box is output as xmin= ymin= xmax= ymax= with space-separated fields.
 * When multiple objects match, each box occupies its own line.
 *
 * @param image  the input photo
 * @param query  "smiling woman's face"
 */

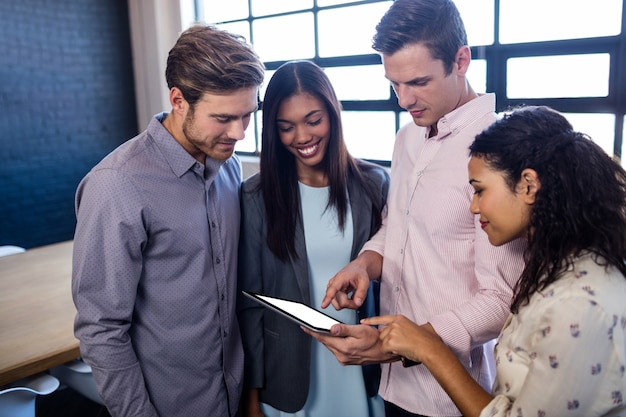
xmin=468 ymin=156 xmax=533 ymax=246
xmin=276 ymin=92 xmax=331 ymax=180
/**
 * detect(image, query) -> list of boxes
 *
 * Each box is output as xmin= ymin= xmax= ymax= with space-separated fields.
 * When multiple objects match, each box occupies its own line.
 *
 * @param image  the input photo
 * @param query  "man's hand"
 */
xmin=321 ymin=250 xmax=382 ymax=310
xmin=302 ymin=323 xmax=398 ymax=365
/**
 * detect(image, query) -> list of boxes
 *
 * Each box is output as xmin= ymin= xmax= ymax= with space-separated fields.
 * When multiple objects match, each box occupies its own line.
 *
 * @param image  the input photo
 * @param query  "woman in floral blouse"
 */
xmin=364 ymin=105 xmax=626 ymax=417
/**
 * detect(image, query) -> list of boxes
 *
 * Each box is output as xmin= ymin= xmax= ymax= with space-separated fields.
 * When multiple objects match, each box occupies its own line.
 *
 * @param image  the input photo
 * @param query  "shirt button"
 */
xmin=212 ymin=221 xmax=216 ymax=228
xmin=406 ymin=210 xmax=409 ymax=215
xmin=417 ymin=170 xmax=423 ymax=177
xmin=394 ymin=286 xmax=400 ymax=292
xmin=216 ymin=258 xmax=221 ymax=264
xmin=400 ymin=249 xmax=404 ymax=254
xmin=221 ymin=293 xmax=225 ymax=301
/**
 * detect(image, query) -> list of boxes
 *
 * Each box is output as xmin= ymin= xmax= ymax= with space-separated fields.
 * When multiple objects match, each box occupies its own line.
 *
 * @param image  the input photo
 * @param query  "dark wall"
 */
xmin=0 ymin=0 xmax=138 ymax=249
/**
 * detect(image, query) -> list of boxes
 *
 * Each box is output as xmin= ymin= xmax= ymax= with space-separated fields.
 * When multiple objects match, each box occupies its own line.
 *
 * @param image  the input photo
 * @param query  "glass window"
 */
xmin=564 ymin=113 xmax=616 ymax=157
xmin=500 ymin=0 xmax=623 ymax=44
xmin=252 ymin=13 xmax=315 ymax=61
xmin=317 ymin=0 xmax=359 ymax=6
xmin=260 ymin=70 xmax=276 ymax=102
xmin=399 ymin=111 xmax=412 ymax=129
xmin=251 ymin=0 xmax=313 ymax=17
xmin=507 ymin=54 xmax=610 ymax=99
xmin=180 ymin=1 xmax=196 ymax=29
xmin=236 ymin=113 xmax=260 ymax=154
xmin=342 ymin=111 xmax=395 ymax=161
xmin=317 ymin=2 xmax=392 ymax=57
xmin=195 ymin=0 xmax=624 ymax=165
xmin=324 ymin=65 xmax=389 ymax=101
xmin=202 ymin=0 xmax=249 ymax=22
xmin=215 ymin=21 xmax=251 ymax=41
xmin=454 ymin=0 xmax=494 ymax=46
xmin=467 ymin=58 xmax=486 ymax=94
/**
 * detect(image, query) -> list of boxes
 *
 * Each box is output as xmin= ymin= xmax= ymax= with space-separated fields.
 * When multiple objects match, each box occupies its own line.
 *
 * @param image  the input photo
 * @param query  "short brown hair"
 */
xmin=165 ymin=25 xmax=265 ymax=106
xmin=373 ymin=0 xmax=467 ymax=75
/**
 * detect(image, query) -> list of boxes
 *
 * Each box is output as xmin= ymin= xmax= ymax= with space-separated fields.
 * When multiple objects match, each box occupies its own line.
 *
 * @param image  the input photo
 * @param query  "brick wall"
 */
xmin=0 ymin=0 xmax=137 ymax=249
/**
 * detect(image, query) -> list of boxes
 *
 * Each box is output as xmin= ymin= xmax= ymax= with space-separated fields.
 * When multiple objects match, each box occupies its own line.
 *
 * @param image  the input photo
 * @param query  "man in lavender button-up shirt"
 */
xmin=72 ymin=25 xmax=264 ymax=417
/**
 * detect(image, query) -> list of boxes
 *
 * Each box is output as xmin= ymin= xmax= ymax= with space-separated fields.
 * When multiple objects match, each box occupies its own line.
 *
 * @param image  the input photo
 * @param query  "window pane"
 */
xmin=564 ymin=113 xmax=616 ymax=157
xmin=507 ymin=54 xmax=610 ymax=99
xmin=500 ymin=0 xmax=623 ymax=44
xmin=252 ymin=14 xmax=315 ymax=61
xmin=318 ymin=2 xmax=392 ymax=57
xmin=467 ymin=59 xmax=486 ymax=94
xmin=180 ymin=0 xmax=196 ymax=29
xmin=399 ymin=111 xmax=412 ymax=129
xmin=342 ymin=111 xmax=395 ymax=161
xmin=215 ymin=21 xmax=251 ymax=42
xmin=236 ymin=112 xmax=260 ymax=153
xmin=454 ymin=0 xmax=494 ymax=46
xmin=260 ymin=70 xmax=276 ymax=102
xmin=203 ymin=0 xmax=248 ymax=22
xmin=257 ymin=111 xmax=264 ymax=152
xmin=251 ymin=0 xmax=313 ymax=17
xmin=317 ymin=0 xmax=358 ymax=6
xmin=324 ymin=65 xmax=389 ymax=100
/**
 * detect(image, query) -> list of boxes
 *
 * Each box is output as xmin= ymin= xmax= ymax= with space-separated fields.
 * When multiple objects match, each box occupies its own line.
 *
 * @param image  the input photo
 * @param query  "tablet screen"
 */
xmin=242 ymin=291 xmax=342 ymax=333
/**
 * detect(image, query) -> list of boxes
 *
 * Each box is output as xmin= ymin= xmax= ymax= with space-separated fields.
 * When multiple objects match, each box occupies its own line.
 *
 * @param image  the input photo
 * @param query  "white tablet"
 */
xmin=242 ymin=290 xmax=342 ymax=333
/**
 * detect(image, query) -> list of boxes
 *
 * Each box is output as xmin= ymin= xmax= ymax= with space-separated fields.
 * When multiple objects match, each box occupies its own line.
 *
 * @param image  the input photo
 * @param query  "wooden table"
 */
xmin=0 ymin=240 xmax=80 ymax=386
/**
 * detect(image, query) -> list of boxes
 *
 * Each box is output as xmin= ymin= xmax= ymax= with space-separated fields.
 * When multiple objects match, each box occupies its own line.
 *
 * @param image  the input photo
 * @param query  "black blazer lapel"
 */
xmin=290 ymin=214 xmax=311 ymax=304
xmin=348 ymin=176 xmax=370 ymax=259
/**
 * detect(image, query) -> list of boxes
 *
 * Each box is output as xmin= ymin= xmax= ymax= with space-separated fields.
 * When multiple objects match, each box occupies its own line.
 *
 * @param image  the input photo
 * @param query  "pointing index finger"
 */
xmin=361 ymin=315 xmax=394 ymax=326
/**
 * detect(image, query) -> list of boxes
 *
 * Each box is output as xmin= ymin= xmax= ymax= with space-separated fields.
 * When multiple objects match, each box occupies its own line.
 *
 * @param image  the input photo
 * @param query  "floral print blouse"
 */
xmin=480 ymin=253 xmax=626 ymax=417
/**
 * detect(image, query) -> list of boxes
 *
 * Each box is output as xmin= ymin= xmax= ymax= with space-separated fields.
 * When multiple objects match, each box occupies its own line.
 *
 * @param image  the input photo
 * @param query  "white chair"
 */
xmin=0 ymin=245 xmax=26 ymax=257
xmin=0 ymin=373 xmax=60 ymax=417
xmin=50 ymin=359 xmax=104 ymax=405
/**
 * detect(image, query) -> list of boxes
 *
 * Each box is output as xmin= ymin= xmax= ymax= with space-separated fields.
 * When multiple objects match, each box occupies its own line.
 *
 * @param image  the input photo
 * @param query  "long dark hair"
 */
xmin=470 ymin=106 xmax=626 ymax=313
xmin=259 ymin=60 xmax=383 ymax=261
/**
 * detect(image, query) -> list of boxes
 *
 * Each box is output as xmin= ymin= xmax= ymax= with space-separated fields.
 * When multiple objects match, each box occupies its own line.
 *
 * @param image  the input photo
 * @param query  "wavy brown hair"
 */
xmin=165 ymin=24 xmax=265 ymax=106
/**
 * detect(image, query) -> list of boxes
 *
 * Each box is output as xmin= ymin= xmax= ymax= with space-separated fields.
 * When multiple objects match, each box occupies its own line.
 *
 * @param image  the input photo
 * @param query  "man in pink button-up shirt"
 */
xmin=306 ymin=1 xmax=526 ymax=416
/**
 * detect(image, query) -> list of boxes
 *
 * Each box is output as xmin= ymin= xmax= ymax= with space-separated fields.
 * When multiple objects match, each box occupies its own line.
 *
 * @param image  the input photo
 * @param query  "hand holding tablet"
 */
xmin=242 ymin=290 xmax=343 ymax=333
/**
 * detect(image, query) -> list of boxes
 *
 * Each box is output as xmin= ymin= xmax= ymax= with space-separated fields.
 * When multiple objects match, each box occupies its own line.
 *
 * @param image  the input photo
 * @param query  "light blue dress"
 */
xmin=261 ymin=183 xmax=384 ymax=417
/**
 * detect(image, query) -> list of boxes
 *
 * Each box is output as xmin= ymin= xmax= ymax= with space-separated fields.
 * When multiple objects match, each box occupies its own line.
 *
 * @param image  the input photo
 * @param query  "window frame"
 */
xmin=195 ymin=0 xmax=626 ymax=164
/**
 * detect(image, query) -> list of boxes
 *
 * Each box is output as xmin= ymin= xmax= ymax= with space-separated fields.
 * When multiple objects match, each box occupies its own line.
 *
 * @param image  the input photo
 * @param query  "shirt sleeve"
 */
xmin=360 ymin=131 xmax=401 ymax=261
xmin=429 ymin=204 xmax=526 ymax=363
xmin=360 ymin=204 xmax=388 ymax=258
xmin=72 ymin=169 xmax=158 ymax=417
xmin=480 ymin=294 xmax=626 ymax=417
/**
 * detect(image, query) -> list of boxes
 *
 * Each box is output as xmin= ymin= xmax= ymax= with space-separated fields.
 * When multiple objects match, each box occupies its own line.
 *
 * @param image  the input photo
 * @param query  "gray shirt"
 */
xmin=72 ymin=113 xmax=243 ymax=417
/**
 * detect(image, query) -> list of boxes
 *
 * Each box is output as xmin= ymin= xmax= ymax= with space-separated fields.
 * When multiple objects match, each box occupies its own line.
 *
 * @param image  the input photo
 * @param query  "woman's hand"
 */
xmin=303 ymin=323 xmax=398 ymax=365
xmin=362 ymin=315 xmax=443 ymax=365
xmin=363 ymin=315 xmax=493 ymax=417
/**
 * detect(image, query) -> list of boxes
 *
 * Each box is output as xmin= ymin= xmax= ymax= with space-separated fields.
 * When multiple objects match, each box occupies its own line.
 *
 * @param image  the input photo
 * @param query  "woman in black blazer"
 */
xmin=238 ymin=60 xmax=389 ymax=417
